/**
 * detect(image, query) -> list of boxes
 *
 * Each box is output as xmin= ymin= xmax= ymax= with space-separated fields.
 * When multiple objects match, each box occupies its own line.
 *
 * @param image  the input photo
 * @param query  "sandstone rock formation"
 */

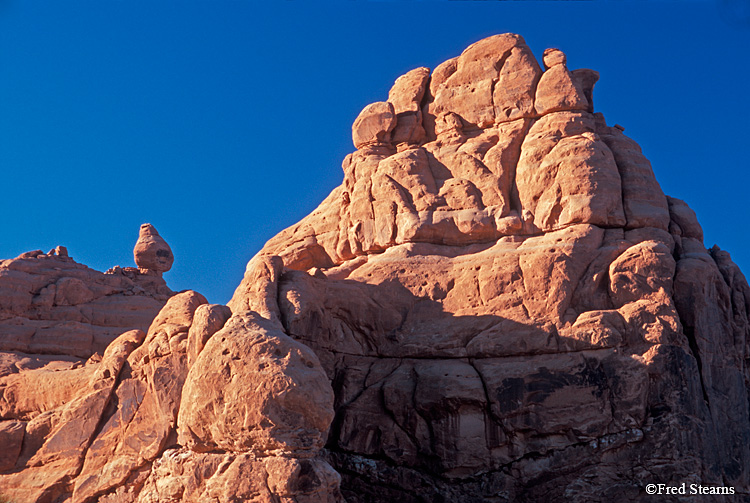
xmin=0 ymin=290 xmax=340 ymax=503
xmin=0 ymin=244 xmax=173 ymax=359
xmin=2 ymin=34 xmax=749 ymax=503
xmin=0 ymin=227 xmax=341 ymax=501
xmin=230 ymin=34 xmax=750 ymax=502
xmin=0 ymin=227 xmax=177 ymax=502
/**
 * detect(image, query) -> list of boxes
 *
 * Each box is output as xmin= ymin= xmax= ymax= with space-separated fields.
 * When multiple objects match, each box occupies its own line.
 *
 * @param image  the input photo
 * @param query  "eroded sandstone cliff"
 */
xmin=1 ymin=34 xmax=748 ymax=502
xmin=230 ymin=33 xmax=750 ymax=502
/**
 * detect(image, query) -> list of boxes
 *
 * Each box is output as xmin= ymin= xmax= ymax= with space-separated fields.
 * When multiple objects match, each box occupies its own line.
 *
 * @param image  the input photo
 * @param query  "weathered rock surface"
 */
xmin=0 ymin=243 xmax=173 ymax=359
xmin=178 ymin=310 xmax=334 ymax=457
xmin=229 ymin=33 xmax=750 ymax=502
xmin=0 ymin=225 xmax=341 ymax=502
xmin=3 ymin=33 xmax=750 ymax=503
xmin=0 ymin=290 xmax=341 ymax=502
xmin=0 ymin=227 xmax=175 ymax=502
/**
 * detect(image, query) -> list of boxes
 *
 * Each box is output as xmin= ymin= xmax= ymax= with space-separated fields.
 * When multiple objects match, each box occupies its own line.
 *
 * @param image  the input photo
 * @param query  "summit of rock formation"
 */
xmin=230 ymin=33 xmax=750 ymax=502
xmin=2 ymin=34 xmax=749 ymax=503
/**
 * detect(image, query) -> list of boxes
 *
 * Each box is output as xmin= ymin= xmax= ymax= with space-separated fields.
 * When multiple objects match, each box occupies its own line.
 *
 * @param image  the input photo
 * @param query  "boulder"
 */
xmin=133 ymin=223 xmax=174 ymax=274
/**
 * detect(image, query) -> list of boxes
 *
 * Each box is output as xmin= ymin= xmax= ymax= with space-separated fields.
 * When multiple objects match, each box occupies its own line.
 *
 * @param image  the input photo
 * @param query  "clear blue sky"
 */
xmin=1 ymin=1 xmax=748 ymax=304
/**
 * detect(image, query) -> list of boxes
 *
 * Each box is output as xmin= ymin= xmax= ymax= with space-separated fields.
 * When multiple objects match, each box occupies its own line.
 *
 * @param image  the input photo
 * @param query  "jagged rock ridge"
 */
xmin=1 ymin=34 xmax=749 ymax=503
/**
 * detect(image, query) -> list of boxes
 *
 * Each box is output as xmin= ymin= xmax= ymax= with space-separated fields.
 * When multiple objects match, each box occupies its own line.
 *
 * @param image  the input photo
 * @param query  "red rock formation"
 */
xmin=0 ymin=227 xmax=175 ymax=502
xmin=133 ymin=223 xmax=174 ymax=276
xmin=230 ymin=34 xmax=750 ymax=502
xmin=2 ymin=34 xmax=749 ymax=502
xmin=0 ymin=237 xmax=174 ymax=360
xmin=1 ymin=289 xmax=340 ymax=503
xmin=0 ymin=227 xmax=341 ymax=501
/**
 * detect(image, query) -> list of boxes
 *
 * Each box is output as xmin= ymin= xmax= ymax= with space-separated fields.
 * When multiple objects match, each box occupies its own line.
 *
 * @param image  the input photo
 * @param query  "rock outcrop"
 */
xmin=0 ymin=227 xmax=342 ymax=501
xmin=0 ymin=290 xmax=340 ymax=503
xmin=0 ymin=226 xmax=177 ymax=502
xmin=2 ymin=34 xmax=749 ymax=503
xmin=0 ymin=229 xmax=174 ymax=360
xmin=230 ymin=34 xmax=750 ymax=502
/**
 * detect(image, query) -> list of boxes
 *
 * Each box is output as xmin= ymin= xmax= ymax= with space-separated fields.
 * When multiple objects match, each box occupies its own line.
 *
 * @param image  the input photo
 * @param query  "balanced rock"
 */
xmin=542 ymin=47 xmax=567 ymax=68
xmin=133 ymin=223 xmax=174 ymax=274
xmin=352 ymin=101 xmax=396 ymax=150
xmin=535 ymin=59 xmax=589 ymax=114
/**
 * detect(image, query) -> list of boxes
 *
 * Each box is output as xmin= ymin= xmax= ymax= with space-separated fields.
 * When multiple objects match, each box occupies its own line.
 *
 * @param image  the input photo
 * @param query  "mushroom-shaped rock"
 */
xmin=352 ymin=101 xmax=396 ymax=149
xmin=133 ymin=223 xmax=174 ymax=274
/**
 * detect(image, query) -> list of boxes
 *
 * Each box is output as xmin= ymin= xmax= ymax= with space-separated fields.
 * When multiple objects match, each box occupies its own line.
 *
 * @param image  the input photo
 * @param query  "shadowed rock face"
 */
xmin=1 ymin=34 xmax=749 ymax=503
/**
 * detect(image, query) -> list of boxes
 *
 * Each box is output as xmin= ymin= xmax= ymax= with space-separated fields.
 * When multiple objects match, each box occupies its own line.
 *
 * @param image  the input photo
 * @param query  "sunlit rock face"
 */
xmin=231 ymin=33 xmax=750 ymax=502
xmin=1 ymin=34 xmax=749 ymax=503
xmin=0 ymin=233 xmax=342 ymax=500
xmin=0 ymin=232 xmax=174 ymax=360
xmin=133 ymin=223 xmax=174 ymax=275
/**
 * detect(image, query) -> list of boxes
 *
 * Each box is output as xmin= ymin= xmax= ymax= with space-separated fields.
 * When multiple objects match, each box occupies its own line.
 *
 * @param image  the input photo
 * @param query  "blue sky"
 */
xmin=1 ymin=1 xmax=748 ymax=304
